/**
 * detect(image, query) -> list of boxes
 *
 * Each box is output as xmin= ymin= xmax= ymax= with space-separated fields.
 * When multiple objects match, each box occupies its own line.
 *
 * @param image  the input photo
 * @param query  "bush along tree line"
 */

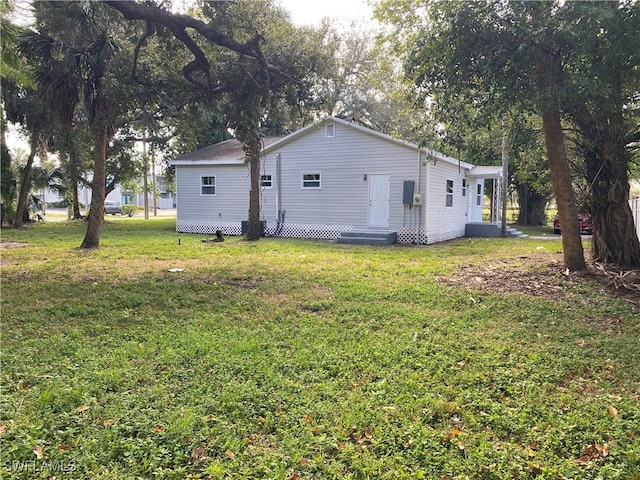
xmin=1 ymin=0 xmax=639 ymax=268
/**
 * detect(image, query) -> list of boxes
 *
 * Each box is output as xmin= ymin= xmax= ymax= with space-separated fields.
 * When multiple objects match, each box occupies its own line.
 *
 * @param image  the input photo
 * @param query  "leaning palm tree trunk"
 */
xmin=81 ymin=126 xmax=107 ymax=249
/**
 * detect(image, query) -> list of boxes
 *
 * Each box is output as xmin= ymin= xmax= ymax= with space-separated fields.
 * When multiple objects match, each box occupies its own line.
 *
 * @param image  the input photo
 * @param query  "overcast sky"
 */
xmin=278 ymin=0 xmax=376 ymax=28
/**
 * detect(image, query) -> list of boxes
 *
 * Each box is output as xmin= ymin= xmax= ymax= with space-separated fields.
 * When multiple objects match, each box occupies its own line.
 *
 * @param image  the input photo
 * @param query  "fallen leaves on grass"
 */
xmin=577 ymin=443 xmax=609 ymax=464
xmin=34 ymin=445 xmax=43 ymax=459
xmin=190 ymin=446 xmax=207 ymax=464
xmin=437 ymin=255 xmax=569 ymax=300
xmin=437 ymin=252 xmax=640 ymax=308
xmin=594 ymin=262 xmax=640 ymax=304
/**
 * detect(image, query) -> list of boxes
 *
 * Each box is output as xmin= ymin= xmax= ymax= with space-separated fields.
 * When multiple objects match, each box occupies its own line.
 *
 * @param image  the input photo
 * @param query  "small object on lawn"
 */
xmin=201 ymin=230 xmax=225 ymax=243
xmin=168 ymin=268 xmax=184 ymax=273
xmin=178 ymin=238 xmax=181 ymax=245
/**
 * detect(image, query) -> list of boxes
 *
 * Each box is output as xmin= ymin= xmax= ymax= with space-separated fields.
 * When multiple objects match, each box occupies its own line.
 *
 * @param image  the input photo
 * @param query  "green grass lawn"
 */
xmin=1 ymin=219 xmax=638 ymax=479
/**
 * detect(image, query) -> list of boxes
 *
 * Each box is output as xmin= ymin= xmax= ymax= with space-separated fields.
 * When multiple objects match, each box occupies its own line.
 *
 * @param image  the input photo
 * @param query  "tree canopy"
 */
xmin=375 ymin=0 xmax=640 ymax=268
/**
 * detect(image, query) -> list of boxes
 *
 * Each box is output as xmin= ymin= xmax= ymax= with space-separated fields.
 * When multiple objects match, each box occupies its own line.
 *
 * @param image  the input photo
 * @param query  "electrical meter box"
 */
xmin=403 ymin=180 xmax=415 ymax=205
xmin=412 ymin=193 xmax=423 ymax=206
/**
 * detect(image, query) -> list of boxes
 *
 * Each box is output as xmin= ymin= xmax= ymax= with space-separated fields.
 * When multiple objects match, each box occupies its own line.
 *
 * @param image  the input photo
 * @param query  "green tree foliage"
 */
xmin=559 ymin=1 xmax=640 ymax=266
xmin=106 ymin=0 xmax=319 ymax=240
xmin=0 ymin=141 xmax=16 ymax=223
xmin=376 ymin=0 xmax=640 ymax=269
xmin=1 ymin=0 xmax=32 ymax=224
xmin=1 ymin=81 xmax=54 ymax=227
xmin=375 ymin=2 xmax=554 ymax=228
xmin=19 ymin=0 xmax=125 ymax=248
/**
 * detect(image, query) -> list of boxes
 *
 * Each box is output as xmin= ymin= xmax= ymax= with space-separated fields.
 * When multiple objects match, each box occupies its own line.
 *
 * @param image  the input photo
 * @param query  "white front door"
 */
xmin=369 ymin=174 xmax=390 ymax=227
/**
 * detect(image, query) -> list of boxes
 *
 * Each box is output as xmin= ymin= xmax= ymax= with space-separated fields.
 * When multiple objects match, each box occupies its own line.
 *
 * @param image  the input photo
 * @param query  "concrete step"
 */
xmin=337 ymin=230 xmax=397 ymax=246
xmin=465 ymin=223 xmax=528 ymax=238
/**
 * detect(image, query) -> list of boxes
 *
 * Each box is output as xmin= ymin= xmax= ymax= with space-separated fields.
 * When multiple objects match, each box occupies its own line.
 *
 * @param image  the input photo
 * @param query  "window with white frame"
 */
xmin=302 ymin=173 xmax=321 ymax=188
xmin=261 ymin=174 xmax=273 ymax=188
xmin=201 ymin=176 xmax=216 ymax=195
xmin=462 ymin=178 xmax=467 ymax=197
xmin=446 ymin=179 xmax=454 ymax=207
xmin=476 ymin=184 xmax=482 ymax=206
xmin=325 ymin=123 xmax=335 ymax=138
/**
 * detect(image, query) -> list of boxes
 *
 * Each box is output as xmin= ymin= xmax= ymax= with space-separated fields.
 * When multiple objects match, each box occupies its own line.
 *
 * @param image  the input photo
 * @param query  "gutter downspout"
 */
xmin=416 ymin=148 xmax=422 ymax=244
xmin=425 ymin=158 xmax=431 ymax=245
xmin=275 ymin=153 xmax=282 ymax=223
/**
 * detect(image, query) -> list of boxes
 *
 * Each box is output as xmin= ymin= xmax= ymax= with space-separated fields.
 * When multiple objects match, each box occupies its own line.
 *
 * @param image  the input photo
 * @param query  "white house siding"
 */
xmin=176 ymin=163 xmax=252 ymax=234
xmin=259 ymin=121 xmax=432 ymax=240
xmin=173 ymin=118 xmax=474 ymax=242
xmin=423 ymin=160 xmax=469 ymax=244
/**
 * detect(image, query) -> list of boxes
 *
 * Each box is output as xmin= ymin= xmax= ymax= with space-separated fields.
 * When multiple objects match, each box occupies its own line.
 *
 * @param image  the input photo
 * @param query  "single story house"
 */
xmin=169 ymin=116 xmax=504 ymax=244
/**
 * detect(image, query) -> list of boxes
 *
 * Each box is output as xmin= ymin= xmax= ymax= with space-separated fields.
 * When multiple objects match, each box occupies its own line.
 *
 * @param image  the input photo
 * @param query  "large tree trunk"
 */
xmin=583 ymin=137 xmax=640 ymax=266
xmin=534 ymin=46 xmax=585 ymax=271
xmin=570 ymin=72 xmax=640 ymax=266
xmin=515 ymin=182 xmax=549 ymax=226
xmin=246 ymin=141 xmax=261 ymax=241
xmin=13 ymin=135 xmax=38 ymax=228
xmin=81 ymin=127 xmax=107 ymax=249
xmin=540 ymin=110 xmax=585 ymax=271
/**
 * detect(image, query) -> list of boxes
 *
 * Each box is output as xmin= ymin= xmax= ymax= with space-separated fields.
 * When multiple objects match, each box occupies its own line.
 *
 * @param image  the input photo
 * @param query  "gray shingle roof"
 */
xmin=172 ymin=137 xmax=283 ymax=162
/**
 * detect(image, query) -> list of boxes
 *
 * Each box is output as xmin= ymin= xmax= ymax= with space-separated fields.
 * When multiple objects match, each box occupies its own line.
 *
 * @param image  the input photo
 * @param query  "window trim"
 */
xmin=462 ymin=178 xmax=467 ymax=197
xmin=201 ymin=176 xmax=216 ymax=196
xmin=302 ymin=173 xmax=321 ymax=189
xmin=446 ymin=179 xmax=454 ymax=207
xmin=325 ymin=123 xmax=335 ymax=138
xmin=476 ymin=183 xmax=482 ymax=206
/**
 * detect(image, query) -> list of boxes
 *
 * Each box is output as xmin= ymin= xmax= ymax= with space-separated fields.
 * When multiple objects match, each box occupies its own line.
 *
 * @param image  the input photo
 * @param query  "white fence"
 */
xmin=631 ymin=197 xmax=640 ymax=241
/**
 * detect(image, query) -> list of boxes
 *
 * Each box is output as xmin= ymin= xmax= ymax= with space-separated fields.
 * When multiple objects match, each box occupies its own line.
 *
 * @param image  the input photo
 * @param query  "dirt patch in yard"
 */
xmin=438 ymin=251 xmax=640 ymax=307
xmin=0 ymin=242 xmax=29 ymax=249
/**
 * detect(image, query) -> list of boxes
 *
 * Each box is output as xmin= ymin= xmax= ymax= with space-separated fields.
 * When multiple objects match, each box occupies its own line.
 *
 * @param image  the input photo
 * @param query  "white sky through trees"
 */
xmin=278 ymin=0 xmax=375 ymax=28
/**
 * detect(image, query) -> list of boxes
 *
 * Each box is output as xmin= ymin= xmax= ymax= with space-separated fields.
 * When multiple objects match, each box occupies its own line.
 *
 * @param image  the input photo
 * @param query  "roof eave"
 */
xmin=169 ymin=158 xmax=246 ymax=166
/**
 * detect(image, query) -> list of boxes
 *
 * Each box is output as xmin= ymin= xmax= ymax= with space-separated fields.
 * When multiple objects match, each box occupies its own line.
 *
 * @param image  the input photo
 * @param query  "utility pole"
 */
xmin=500 ymin=118 xmax=509 ymax=237
xmin=151 ymin=148 xmax=157 ymax=216
xmin=143 ymin=134 xmax=149 ymax=220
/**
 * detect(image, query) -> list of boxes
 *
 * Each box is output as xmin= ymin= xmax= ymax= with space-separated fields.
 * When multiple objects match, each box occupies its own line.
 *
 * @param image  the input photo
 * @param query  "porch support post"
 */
xmin=500 ymin=125 xmax=508 ymax=237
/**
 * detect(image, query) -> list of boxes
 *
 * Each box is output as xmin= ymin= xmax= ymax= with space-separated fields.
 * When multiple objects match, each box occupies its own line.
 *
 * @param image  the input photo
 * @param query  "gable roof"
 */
xmin=262 ymin=117 xmax=474 ymax=170
xmin=169 ymin=117 xmax=475 ymax=171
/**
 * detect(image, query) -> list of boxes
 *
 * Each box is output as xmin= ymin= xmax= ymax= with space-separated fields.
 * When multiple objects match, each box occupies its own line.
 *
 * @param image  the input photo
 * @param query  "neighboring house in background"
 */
xmin=122 ymin=175 xmax=176 ymax=209
xmin=43 ymin=175 xmax=176 ymax=211
xmin=42 ymin=185 xmax=123 ymax=209
xmin=169 ymin=116 xmax=505 ymax=244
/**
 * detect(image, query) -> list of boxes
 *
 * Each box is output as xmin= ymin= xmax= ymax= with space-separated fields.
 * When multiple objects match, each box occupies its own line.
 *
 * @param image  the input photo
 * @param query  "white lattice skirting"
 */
xmin=176 ymin=220 xmax=439 ymax=244
xmin=177 ymin=220 xmax=353 ymax=240
xmin=269 ymin=223 xmax=353 ymax=240
xmin=396 ymin=227 xmax=428 ymax=244
xmin=177 ymin=220 xmax=244 ymax=235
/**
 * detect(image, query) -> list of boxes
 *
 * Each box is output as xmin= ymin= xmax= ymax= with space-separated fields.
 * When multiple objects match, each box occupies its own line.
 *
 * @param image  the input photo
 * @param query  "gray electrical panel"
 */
xmin=403 ymin=180 xmax=415 ymax=205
